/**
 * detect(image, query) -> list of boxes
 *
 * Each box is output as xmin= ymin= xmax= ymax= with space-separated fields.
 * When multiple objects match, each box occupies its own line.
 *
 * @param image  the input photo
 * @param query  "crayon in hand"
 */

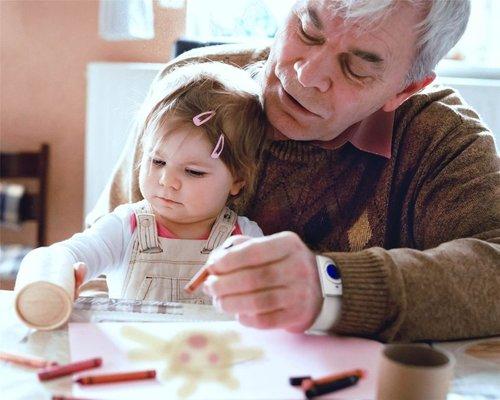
xmin=184 ymin=242 xmax=235 ymax=294
xmin=184 ymin=265 xmax=210 ymax=293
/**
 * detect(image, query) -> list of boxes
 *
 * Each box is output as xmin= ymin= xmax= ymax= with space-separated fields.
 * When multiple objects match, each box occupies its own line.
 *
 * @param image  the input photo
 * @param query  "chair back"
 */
xmin=0 ymin=144 xmax=49 ymax=246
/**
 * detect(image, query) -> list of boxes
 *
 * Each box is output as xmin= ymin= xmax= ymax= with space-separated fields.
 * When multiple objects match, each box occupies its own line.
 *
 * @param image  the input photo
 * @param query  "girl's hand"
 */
xmin=73 ymin=262 xmax=87 ymax=300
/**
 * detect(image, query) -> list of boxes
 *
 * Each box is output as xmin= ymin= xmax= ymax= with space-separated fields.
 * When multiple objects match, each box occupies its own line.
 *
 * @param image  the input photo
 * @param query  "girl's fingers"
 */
xmin=73 ymin=262 xmax=87 ymax=298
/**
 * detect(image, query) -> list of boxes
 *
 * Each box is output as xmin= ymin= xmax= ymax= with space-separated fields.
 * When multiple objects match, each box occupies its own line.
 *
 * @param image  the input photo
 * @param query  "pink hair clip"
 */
xmin=211 ymin=134 xmax=224 ymax=159
xmin=193 ymin=110 xmax=215 ymax=126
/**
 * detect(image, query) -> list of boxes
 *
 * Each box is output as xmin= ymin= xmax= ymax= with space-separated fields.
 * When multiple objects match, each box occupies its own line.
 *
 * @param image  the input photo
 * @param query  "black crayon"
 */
xmin=305 ymin=375 xmax=360 ymax=399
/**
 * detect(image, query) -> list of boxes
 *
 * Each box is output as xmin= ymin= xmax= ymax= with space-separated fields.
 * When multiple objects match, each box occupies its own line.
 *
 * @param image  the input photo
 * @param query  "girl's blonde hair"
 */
xmin=136 ymin=61 xmax=269 ymax=210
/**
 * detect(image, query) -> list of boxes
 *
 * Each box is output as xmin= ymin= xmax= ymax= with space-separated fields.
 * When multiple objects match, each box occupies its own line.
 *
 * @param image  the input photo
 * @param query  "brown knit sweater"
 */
xmin=90 ymin=45 xmax=500 ymax=343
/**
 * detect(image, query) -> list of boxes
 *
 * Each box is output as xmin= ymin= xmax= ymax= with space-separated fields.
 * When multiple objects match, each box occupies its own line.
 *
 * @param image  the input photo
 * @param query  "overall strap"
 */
xmin=201 ymin=207 xmax=237 ymax=254
xmin=132 ymin=201 xmax=163 ymax=253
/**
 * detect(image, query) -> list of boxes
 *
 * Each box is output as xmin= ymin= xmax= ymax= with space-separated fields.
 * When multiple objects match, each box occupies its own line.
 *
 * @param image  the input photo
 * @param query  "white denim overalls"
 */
xmin=121 ymin=201 xmax=237 ymax=304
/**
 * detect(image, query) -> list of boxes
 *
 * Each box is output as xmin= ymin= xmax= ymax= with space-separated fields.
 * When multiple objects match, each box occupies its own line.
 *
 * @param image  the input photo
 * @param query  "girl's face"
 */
xmin=139 ymin=117 xmax=244 ymax=237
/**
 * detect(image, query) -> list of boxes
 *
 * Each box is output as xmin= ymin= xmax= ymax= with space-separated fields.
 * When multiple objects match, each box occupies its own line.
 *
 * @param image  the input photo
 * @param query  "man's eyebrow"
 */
xmin=303 ymin=6 xmax=385 ymax=66
xmin=351 ymin=49 xmax=385 ymax=64
xmin=306 ymin=6 xmax=323 ymax=30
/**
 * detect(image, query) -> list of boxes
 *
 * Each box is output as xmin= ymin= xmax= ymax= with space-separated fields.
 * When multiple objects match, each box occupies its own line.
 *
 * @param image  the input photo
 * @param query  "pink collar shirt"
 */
xmin=312 ymin=109 xmax=394 ymax=158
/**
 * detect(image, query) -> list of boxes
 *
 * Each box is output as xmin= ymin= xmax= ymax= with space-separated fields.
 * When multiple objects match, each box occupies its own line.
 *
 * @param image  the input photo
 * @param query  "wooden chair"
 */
xmin=0 ymin=143 xmax=49 ymax=289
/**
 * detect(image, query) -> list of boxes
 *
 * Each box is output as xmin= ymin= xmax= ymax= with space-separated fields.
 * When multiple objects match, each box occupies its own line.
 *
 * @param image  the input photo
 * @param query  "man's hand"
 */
xmin=202 ymin=231 xmax=323 ymax=333
xmin=73 ymin=262 xmax=87 ymax=300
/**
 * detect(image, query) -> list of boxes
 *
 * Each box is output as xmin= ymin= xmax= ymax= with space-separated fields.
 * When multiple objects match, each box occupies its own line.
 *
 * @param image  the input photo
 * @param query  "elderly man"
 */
xmin=91 ymin=0 xmax=499 ymax=342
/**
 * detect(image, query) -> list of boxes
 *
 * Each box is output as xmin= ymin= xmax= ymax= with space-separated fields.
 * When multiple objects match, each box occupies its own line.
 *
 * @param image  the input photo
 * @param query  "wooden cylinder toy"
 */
xmin=14 ymin=250 xmax=75 ymax=330
xmin=376 ymin=344 xmax=455 ymax=400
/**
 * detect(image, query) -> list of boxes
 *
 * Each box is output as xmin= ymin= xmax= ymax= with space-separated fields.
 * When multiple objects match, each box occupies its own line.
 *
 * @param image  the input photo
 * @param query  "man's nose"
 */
xmin=159 ymin=168 xmax=181 ymax=190
xmin=293 ymin=52 xmax=332 ymax=93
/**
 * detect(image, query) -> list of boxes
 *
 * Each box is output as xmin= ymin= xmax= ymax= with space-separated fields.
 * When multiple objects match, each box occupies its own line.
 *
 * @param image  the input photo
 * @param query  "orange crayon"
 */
xmin=38 ymin=357 xmax=102 ymax=381
xmin=0 ymin=351 xmax=58 ymax=369
xmin=76 ymin=369 xmax=157 ymax=385
xmin=184 ymin=266 xmax=210 ymax=293
xmin=184 ymin=242 xmax=235 ymax=294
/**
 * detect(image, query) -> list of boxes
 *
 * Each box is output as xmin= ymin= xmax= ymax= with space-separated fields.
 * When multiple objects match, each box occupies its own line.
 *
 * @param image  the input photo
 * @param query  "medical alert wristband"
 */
xmin=309 ymin=255 xmax=342 ymax=332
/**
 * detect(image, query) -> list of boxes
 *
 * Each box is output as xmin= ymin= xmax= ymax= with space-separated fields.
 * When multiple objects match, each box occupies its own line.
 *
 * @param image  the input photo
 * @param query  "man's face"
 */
xmin=263 ymin=0 xmax=421 ymax=141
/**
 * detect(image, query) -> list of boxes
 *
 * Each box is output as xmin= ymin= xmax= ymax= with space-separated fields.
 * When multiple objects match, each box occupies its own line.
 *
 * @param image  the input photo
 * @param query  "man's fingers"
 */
xmin=207 ymin=231 xmax=305 ymax=274
xmin=221 ymin=235 xmax=251 ymax=249
xmin=205 ymin=235 xmax=252 ymax=271
xmin=204 ymin=257 xmax=300 ymax=297
xmin=215 ymin=287 xmax=292 ymax=315
xmin=236 ymin=307 xmax=306 ymax=330
xmin=203 ymin=231 xmax=321 ymax=333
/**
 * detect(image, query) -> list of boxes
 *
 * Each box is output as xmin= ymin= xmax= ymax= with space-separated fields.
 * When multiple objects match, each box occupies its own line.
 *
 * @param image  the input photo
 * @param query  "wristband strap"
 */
xmin=309 ymin=295 xmax=342 ymax=332
xmin=308 ymin=255 xmax=342 ymax=332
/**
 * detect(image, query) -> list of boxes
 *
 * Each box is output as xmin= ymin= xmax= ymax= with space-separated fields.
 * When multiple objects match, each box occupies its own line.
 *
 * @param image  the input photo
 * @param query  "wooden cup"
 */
xmin=14 ymin=260 xmax=74 ymax=330
xmin=376 ymin=344 xmax=455 ymax=400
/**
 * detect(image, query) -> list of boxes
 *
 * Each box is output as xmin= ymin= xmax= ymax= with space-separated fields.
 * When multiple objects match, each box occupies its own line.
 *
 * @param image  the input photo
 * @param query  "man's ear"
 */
xmin=230 ymin=178 xmax=246 ymax=196
xmin=383 ymin=72 xmax=436 ymax=112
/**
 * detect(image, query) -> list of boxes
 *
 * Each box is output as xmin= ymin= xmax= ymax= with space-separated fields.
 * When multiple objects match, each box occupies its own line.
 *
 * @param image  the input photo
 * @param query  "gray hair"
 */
xmin=328 ymin=0 xmax=471 ymax=85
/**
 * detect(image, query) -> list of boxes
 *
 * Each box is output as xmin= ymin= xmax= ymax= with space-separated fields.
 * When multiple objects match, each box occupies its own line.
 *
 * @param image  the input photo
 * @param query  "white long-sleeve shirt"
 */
xmin=19 ymin=203 xmax=263 ymax=298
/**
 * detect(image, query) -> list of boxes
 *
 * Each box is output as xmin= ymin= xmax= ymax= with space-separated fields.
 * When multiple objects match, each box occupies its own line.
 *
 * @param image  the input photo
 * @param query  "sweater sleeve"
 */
xmin=18 ymin=204 xmax=133 ymax=286
xmin=327 ymin=117 xmax=500 ymax=342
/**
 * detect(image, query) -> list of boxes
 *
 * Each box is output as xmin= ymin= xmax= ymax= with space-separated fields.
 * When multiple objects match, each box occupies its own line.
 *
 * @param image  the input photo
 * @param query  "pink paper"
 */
xmin=69 ymin=321 xmax=382 ymax=399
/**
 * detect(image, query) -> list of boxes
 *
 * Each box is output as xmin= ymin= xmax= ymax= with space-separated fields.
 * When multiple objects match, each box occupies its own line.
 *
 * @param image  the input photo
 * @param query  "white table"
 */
xmin=0 ymin=290 xmax=498 ymax=400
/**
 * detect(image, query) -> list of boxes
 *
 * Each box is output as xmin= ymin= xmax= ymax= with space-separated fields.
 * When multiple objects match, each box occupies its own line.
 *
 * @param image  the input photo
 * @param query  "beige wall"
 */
xmin=1 ymin=0 xmax=185 ymax=245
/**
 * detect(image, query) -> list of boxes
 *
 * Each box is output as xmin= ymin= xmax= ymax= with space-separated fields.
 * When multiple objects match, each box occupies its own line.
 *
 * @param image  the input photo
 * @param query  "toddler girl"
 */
xmin=17 ymin=62 xmax=268 ymax=304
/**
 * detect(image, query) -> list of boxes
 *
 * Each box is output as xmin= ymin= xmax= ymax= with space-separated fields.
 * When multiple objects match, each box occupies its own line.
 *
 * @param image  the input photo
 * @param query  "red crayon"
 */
xmin=38 ymin=357 xmax=102 ymax=381
xmin=76 ymin=369 xmax=157 ymax=385
xmin=52 ymin=396 xmax=100 ymax=400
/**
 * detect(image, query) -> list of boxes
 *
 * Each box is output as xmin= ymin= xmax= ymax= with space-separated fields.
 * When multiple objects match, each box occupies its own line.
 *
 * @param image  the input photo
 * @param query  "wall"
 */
xmin=0 ymin=0 xmax=185 ymax=245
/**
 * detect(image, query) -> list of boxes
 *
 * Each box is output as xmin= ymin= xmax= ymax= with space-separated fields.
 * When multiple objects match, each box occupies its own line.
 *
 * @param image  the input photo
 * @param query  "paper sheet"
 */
xmin=434 ymin=339 xmax=500 ymax=397
xmin=69 ymin=321 xmax=382 ymax=399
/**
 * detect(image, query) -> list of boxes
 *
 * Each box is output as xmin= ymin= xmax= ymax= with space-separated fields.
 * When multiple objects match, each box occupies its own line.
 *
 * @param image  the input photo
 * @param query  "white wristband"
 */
xmin=308 ymin=255 xmax=343 ymax=333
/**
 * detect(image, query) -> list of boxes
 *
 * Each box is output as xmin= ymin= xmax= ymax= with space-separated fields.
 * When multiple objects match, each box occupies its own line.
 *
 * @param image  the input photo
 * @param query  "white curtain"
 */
xmin=185 ymin=0 xmax=294 ymax=40
xmin=99 ymin=0 xmax=154 ymax=41
xmin=451 ymin=0 xmax=500 ymax=67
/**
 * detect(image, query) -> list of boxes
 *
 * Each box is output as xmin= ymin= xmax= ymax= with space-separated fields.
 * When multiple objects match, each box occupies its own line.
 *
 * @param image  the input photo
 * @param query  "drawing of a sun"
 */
xmin=121 ymin=326 xmax=264 ymax=398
